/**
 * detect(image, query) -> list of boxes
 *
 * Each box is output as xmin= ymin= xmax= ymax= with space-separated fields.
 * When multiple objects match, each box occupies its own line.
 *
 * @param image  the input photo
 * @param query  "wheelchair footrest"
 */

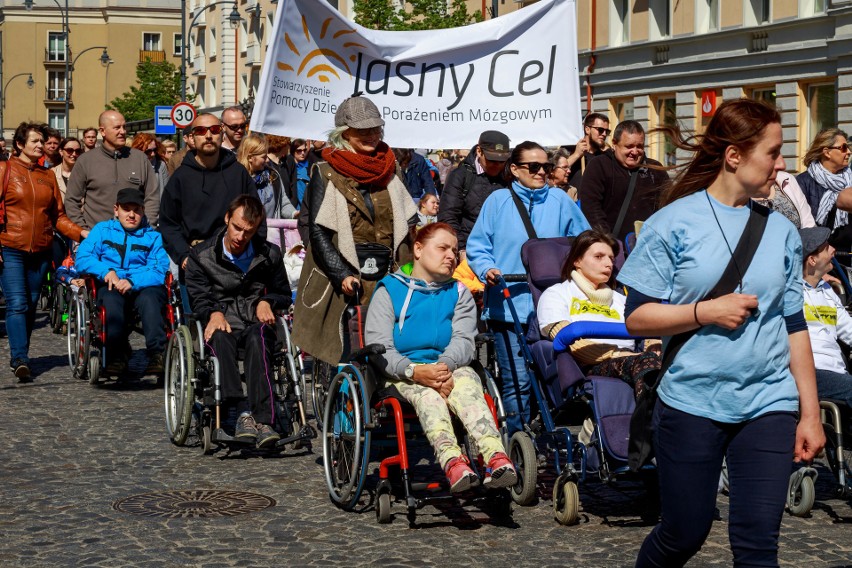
xmin=275 ymin=424 xmax=317 ymax=448
xmin=211 ymin=428 xmax=254 ymax=445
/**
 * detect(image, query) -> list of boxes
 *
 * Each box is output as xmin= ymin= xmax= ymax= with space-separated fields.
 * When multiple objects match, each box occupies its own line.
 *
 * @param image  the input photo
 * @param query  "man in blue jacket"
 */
xmin=76 ymin=187 xmax=170 ymax=376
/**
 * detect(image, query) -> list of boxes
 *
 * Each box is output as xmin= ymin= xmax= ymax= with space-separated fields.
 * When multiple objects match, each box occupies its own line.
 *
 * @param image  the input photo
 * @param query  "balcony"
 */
xmin=139 ymin=50 xmax=166 ymax=64
xmin=44 ymin=87 xmax=68 ymax=105
xmin=245 ymin=43 xmax=262 ymax=67
xmin=44 ymin=48 xmax=66 ymax=65
xmin=191 ymin=54 xmax=206 ymax=76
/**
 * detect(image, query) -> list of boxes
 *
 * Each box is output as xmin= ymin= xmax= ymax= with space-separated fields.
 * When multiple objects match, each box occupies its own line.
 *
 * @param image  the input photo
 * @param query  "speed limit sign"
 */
xmin=170 ymin=102 xmax=197 ymax=128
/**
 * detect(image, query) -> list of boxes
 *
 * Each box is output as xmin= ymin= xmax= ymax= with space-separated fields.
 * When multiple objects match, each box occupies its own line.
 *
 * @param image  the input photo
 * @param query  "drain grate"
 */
xmin=113 ymin=490 xmax=276 ymax=518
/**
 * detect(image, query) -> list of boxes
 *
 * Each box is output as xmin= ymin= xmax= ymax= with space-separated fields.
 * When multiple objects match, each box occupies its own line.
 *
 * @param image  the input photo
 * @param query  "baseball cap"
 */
xmin=478 ymin=130 xmax=511 ymax=161
xmin=334 ymin=95 xmax=385 ymax=130
xmin=798 ymin=226 xmax=831 ymax=258
xmin=116 ymin=187 xmax=145 ymax=206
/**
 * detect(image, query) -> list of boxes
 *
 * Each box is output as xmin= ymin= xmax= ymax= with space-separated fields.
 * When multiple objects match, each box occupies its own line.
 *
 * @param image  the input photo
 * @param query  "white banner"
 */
xmin=251 ymin=0 xmax=581 ymax=149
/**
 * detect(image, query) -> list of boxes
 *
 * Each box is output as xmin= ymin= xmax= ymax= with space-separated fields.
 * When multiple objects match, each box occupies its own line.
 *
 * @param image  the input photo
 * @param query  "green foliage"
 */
xmin=354 ymin=0 xmax=483 ymax=31
xmin=106 ymin=59 xmax=192 ymax=122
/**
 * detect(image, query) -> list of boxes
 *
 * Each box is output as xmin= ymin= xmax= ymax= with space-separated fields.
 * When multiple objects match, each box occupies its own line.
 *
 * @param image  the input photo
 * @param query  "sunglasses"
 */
xmin=224 ymin=122 xmax=247 ymax=131
xmin=294 ymin=148 xmax=308 ymax=154
xmin=590 ymin=126 xmax=612 ymax=136
xmin=516 ymin=162 xmax=555 ymax=175
xmin=828 ymin=143 xmax=850 ymax=152
xmin=192 ymin=124 xmax=224 ymax=136
xmin=144 ymin=148 xmax=158 ymax=155
xmin=63 ymin=148 xmax=84 ymax=155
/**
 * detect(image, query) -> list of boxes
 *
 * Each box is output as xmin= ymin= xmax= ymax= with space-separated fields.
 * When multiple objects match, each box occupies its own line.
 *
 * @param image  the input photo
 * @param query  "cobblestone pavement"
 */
xmin=1 ymin=314 xmax=851 ymax=568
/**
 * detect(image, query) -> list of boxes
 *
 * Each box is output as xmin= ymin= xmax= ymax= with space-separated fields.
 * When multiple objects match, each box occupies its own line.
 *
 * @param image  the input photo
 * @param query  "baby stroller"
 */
xmin=493 ymin=236 xmax=656 ymax=524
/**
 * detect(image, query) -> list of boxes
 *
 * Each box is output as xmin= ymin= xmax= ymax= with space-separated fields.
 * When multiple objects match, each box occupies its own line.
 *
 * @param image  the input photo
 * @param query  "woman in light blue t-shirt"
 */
xmin=618 ymin=99 xmax=825 ymax=568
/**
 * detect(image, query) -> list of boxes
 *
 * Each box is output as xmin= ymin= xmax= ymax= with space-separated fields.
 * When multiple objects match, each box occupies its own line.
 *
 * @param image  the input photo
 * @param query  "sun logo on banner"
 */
xmin=277 ymin=15 xmax=365 ymax=83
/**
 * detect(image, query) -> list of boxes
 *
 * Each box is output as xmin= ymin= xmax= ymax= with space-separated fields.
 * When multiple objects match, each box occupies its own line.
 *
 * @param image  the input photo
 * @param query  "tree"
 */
xmin=354 ymin=0 xmax=483 ymax=31
xmin=107 ymin=59 xmax=189 ymax=122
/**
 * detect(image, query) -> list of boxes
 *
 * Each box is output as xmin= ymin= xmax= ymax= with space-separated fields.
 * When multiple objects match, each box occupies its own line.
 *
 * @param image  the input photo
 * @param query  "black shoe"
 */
xmin=104 ymin=357 xmax=127 ymax=377
xmin=144 ymin=352 xmax=165 ymax=375
xmin=12 ymin=360 xmax=31 ymax=383
xmin=235 ymin=414 xmax=258 ymax=441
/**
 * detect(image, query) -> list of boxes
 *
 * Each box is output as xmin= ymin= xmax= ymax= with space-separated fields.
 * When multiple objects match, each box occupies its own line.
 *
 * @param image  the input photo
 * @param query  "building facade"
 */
xmin=0 ymin=0 xmax=181 ymax=140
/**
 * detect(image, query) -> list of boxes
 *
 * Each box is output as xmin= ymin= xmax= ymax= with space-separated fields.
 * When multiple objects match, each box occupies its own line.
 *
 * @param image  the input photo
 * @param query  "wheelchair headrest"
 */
xmin=521 ymin=237 xmax=574 ymax=306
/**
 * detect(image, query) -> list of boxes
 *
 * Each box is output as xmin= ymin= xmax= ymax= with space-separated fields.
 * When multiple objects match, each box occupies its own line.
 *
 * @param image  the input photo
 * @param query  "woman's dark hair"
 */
xmin=560 ymin=229 xmax=620 ymax=287
xmin=226 ymin=194 xmax=265 ymax=226
xmin=59 ymin=137 xmax=82 ymax=151
xmin=12 ymin=121 xmax=46 ymax=156
xmin=291 ymin=138 xmax=307 ymax=152
xmin=414 ymin=221 xmax=456 ymax=246
xmin=655 ymin=98 xmax=781 ymax=206
xmin=504 ymin=140 xmax=546 ymax=183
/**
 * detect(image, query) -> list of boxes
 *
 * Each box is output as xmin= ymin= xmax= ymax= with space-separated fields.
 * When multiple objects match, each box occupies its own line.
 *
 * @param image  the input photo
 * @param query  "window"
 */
xmin=610 ymin=0 xmax=630 ymax=46
xmin=209 ymin=28 xmax=217 ymax=58
xmin=751 ymin=88 xmax=776 ymax=107
xmin=650 ymin=0 xmax=670 ymax=39
xmin=697 ymin=0 xmax=719 ymax=33
xmin=654 ymin=97 xmax=677 ymax=166
xmin=143 ymin=32 xmax=162 ymax=51
xmin=47 ymin=70 xmax=67 ymax=101
xmin=173 ymin=33 xmax=183 ymax=56
xmin=746 ymin=0 xmax=770 ymax=25
xmin=614 ymin=99 xmax=635 ymax=122
xmin=209 ymin=77 xmax=217 ymax=107
xmin=48 ymin=110 xmax=65 ymax=131
xmin=47 ymin=31 xmax=66 ymax=61
xmin=808 ymin=83 xmax=836 ymax=141
xmin=801 ymin=0 xmax=826 ymax=15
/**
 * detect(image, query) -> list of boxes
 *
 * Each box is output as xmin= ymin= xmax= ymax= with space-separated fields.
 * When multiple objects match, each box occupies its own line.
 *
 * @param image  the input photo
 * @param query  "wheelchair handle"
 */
xmin=501 ymin=274 xmax=528 ymax=283
xmin=348 ymin=343 xmax=386 ymax=364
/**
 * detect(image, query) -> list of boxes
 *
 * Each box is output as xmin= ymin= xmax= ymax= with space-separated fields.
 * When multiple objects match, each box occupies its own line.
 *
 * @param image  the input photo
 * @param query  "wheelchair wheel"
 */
xmin=482 ymin=367 xmax=510 ymax=451
xmin=88 ymin=353 xmax=100 ymax=386
xmin=823 ymin=423 xmax=852 ymax=495
xmin=376 ymin=491 xmax=391 ymax=524
xmin=49 ymin=284 xmax=65 ymax=334
xmin=201 ymin=424 xmax=213 ymax=455
xmin=509 ymin=431 xmax=538 ymax=506
xmin=322 ymin=368 xmax=371 ymax=510
xmin=164 ymin=325 xmax=195 ymax=446
xmin=787 ymin=472 xmax=815 ymax=517
xmin=553 ymin=475 xmax=580 ymax=525
xmin=312 ymin=359 xmax=335 ymax=425
xmin=67 ymin=291 xmax=89 ymax=377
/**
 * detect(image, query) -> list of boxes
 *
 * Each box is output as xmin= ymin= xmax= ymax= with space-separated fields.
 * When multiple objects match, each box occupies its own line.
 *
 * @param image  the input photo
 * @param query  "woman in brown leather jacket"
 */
xmin=1 ymin=122 xmax=85 ymax=381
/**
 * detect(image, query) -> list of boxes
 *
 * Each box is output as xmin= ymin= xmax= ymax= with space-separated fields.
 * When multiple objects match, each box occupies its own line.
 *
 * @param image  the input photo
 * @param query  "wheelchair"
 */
xmin=67 ymin=273 xmax=180 ymax=385
xmin=321 ymin=344 xmax=514 ymax=526
xmin=163 ymin=310 xmax=315 ymax=455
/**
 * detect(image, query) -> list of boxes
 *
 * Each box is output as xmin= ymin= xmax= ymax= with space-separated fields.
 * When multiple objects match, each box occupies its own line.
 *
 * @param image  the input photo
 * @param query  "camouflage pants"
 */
xmin=390 ymin=366 xmax=505 ymax=469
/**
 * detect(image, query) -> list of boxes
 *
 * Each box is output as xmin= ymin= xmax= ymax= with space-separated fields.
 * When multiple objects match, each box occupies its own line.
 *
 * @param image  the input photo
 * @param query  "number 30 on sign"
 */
xmin=171 ymin=102 xmax=197 ymax=128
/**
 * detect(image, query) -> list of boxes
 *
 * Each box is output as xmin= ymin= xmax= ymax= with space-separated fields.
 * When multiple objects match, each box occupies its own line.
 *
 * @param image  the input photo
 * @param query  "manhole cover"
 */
xmin=112 ymin=490 xmax=276 ymax=518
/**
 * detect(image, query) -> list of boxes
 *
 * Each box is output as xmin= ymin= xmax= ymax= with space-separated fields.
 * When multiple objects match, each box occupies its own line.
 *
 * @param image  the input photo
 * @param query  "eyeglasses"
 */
xmin=516 ymin=162 xmax=555 ymax=175
xmin=828 ymin=143 xmax=850 ymax=152
xmin=589 ymin=126 xmax=612 ymax=136
xmin=63 ymin=148 xmax=83 ymax=155
xmin=294 ymin=148 xmax=308 ymax=154
xmin=192 ymin=124 xmax=224 ymax=136
xmin=224 ymin=122 xmax=247 ymax=132
xmin=351 ymin=127 xmax=382 ymax=136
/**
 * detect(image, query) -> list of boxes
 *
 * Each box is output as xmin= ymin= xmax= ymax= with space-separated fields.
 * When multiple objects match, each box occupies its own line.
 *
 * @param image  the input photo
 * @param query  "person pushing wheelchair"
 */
xmin=185 ymin=195 xmax=291 ymax=449
xmin=75 ymin=187 xmax=170 ymax=376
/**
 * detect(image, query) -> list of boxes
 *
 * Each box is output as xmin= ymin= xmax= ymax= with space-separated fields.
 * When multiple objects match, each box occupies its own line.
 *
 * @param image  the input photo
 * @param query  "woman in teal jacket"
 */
xmin=466 ymin=140 xmax=590 ymax=435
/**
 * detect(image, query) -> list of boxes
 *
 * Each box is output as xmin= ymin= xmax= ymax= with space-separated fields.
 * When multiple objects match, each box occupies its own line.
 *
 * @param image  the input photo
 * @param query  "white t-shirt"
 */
xmin=537 ymin=279 xmax=635 ymax=351
xmin=803 ymin=278 xmax=852 ymax=374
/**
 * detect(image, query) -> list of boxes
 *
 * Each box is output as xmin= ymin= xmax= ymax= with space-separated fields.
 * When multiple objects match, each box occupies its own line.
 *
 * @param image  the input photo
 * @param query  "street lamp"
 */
xmin=179 ymin=1 xmax=242 ymax=105
xmin=0 ymin=73 xmax=35 ymax=136
xmin=66 ymin=46 xmax=110 ymax=135
xmin=24 ymin=0 xmax=71 ymax=136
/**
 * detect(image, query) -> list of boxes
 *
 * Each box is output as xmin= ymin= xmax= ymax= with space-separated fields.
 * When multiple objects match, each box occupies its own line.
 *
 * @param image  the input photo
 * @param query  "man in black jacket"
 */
xmin=437 ymin=130 xmax=509 ymax=260
xmin=159 ymin=113 xmax=258 ymax=270
xmin=185 ymin=195 xmax=291 ymax=448
xmin=578 ymin=120 xmax=670 ymax=242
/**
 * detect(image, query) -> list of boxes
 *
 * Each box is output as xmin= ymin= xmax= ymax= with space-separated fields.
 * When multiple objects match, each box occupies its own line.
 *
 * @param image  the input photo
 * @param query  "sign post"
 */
xmin=154 ymin=106 xmax=176 ymax=136
xmin=171 ymin=102 xmax=197 ymax=129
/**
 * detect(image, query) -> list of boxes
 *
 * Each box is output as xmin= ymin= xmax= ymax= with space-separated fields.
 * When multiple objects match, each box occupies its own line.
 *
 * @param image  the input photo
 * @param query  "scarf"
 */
xmin=321 ymin=142 xmax=397 ymax=187
xmin=571 ymin=270 xmax=613 ymax=306
xmin=811 ymin=161 xmax=852 ymax=227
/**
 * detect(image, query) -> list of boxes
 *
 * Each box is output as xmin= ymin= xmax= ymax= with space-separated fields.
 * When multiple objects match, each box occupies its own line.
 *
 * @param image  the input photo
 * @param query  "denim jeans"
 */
xmin=636 ymin=401 xmax=796 ymax=568
xmin=490 ymin=320 xmax=531 ymax=436
xmin=815 ymin=368 xmax=852 ymax=408
xmin=0 ymin=247 xmax=51 ymax=365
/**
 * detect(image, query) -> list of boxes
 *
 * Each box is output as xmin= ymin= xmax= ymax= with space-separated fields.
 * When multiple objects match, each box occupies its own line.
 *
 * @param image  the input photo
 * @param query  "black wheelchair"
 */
xmin=66 ymin=274 xmax=181 ymax=385
xmin=321 ymin=343 xmax=518 ymax=526
xmin=163 ymin=309 xmax=315 ymax=455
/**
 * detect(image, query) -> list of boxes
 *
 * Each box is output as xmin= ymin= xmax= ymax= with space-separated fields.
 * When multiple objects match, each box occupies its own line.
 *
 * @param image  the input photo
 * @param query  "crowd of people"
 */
xmin=1 ymin=93 xmax=851 ymax=565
